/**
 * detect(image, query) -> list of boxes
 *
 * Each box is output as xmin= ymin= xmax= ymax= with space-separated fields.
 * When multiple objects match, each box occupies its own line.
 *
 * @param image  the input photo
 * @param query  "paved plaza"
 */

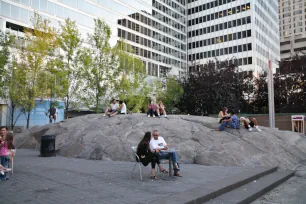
xmin=1 ymin=149 xmax=249 ymax=204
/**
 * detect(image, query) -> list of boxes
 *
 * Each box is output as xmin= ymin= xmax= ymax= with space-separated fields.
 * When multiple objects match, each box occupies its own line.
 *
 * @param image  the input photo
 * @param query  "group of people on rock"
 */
xmin=103 ymin=99 xmax=127 ymax=117
xmin=147 ymin=100 xmax=167 ymax=118
xmin=217 ymin=107 xmax=262 ymax=132
xmin=0 ymin=126 xmax=15 ymax=181
xmin=137 ymin=130 xmax=182 ymax=179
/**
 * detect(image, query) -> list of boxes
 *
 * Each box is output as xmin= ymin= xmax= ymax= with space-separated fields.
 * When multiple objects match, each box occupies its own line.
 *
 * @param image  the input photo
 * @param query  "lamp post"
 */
xmin=268 ymin=54 xmax=275 ymax=128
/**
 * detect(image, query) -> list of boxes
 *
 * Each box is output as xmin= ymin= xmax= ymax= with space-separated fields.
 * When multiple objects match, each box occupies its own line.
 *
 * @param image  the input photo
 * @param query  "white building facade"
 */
xmin=279 ymin=0 xmax=306 ymax=60
xmin=187 ymin=0 xmax=280 ymax=73
xmin=0 ymin=0 xmax=188 ymax=78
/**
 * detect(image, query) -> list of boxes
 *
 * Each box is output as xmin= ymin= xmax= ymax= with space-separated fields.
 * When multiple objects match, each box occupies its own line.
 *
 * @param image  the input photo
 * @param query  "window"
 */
xmin=248 ymin=57 xmax=252 ymax=64
xmin=247 ymin=30 xmax=251 ymax=37
xmin=233 ymin=20 xmax=236 ymax=27
xmin=243 ymin=44 xmax=247 ymax=51
xmin=247 ymin=16 xmax=251 ymax=23
xmin=248 ymin=43 xmax=252 ymax=50
xmin=242 ymin=31 xmax=247 ymax=38
xmin=224 ymin=47 xmax=228 ymax=54
xmin=242 ymin=18 xmax=246 ymax=25
xmin=220 ymin=48 xmax=223 ymax=55
xmin=238 ymin=32 xmax=242 ymax=39
xmin=234 ymin=46 xmax=238 ymax=53
xmin=233 ymin=33 xmax=237 ymax=40
xmin=238 ymin=45 xmax=242 ymax=52
xmin=229 ymin=47 xmax=233 ymax=54
xmin=237 ymin=19 xmax=241 ymax=26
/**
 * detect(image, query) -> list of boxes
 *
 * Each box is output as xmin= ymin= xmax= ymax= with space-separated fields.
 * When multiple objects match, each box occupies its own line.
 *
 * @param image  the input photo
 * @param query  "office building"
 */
xmin=187 ymin=0 xmax=280 ymax=73
xmin=279 ymin=0 xmax=306 ymax=60
xmin=0 ymin=0 xmax=188 ymax=77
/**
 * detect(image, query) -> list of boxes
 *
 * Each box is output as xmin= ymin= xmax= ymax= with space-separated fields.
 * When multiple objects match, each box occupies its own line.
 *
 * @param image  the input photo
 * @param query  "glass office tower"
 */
xmin=0 ymin=0 xmax=188 ymax=77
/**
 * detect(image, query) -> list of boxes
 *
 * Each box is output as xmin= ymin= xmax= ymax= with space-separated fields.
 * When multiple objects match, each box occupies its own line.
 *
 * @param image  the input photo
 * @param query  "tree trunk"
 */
xmin=26 ymin=110 xmax=31 ymax=129
xmin=10 ymin=103 xmax=15 ymax=130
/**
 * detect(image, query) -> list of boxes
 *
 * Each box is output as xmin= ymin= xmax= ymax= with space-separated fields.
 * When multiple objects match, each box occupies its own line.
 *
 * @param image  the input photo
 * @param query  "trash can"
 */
xmin=291 ymin=115 xmax=305 ymax=133
xmin=40 ymin=135 xmax=56 ymax=157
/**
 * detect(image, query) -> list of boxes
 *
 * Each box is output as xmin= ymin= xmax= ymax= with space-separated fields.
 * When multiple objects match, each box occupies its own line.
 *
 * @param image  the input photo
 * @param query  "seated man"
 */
xmin=103 ymin=99 xmax=119 ymax=117
xmin=149 ymin=130 xmax=182 ymax=177
xmin=217 ymin=110 xmax=239 ymax=131
xmin=240 ymin=117 xmax=262 ymax=132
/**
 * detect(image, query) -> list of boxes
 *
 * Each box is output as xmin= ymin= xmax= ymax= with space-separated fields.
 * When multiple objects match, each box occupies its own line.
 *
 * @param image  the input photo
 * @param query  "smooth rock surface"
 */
xmin=15 ymin=114 xmax=306 ymax=170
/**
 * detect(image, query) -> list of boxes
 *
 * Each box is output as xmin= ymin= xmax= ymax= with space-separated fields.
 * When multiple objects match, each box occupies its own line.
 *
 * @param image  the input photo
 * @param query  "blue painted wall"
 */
xmin=13 ymin=100 xmax=65 ymax=127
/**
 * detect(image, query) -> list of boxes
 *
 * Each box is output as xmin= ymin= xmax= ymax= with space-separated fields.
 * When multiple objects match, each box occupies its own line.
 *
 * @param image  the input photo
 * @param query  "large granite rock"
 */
xmin=14 ymin=114 xmax=306 ymax=170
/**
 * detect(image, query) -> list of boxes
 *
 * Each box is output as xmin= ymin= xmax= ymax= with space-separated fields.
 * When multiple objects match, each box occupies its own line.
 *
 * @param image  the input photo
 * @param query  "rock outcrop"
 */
xmin=15 ymin=114 xmax=306 ymax=170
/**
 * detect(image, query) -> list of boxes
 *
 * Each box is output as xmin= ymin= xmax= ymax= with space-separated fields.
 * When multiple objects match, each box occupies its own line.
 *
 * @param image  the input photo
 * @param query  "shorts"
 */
xmin=49 ymin=114 xmax=56 ymax=120
xmin=244 ymin=121 xmax=254 ymax=128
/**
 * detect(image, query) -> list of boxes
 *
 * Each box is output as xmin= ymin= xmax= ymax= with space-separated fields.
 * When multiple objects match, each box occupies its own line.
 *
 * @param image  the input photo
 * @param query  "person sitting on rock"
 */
xmin=110 ymin=100 xmax=127 ymax=117
xmin=149 ymin=130 xmax=182 ymax=177
xmin=156 ymin=101 xmax=167 ymax=118
xmin=217 ymin=110 xmax=239 ymax=131
xmin=103 ymin=99 xmax=119 ymax=117
xmin=147 ymin=101 xmax=157 ymax=118
xmin=218 ymin=107 xmax=231 ymax=123
xmin=137 ymin=132 xmax=168 ymax=180
xmin=240 ymin=117 xmax=262 ymax=132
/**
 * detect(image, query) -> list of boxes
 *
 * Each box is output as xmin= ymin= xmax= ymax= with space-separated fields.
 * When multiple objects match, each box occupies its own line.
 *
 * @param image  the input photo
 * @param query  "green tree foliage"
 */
xmin=13 ymin=13 xmax=59 ymax=128
xmin=113 ymin=39 xmax=148 ymax=112
xmin=58 ymin=18 xmax=82 ymax=118
xmin=157 ymin=76 xmax=184 ymax=113
xmin=77 ymin=19 xmax=117 ymax=113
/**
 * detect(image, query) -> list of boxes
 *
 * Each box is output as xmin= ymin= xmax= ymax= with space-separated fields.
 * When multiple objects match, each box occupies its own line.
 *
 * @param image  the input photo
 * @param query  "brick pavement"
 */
xmin=2 ymin=149 xmax=247 ymax=204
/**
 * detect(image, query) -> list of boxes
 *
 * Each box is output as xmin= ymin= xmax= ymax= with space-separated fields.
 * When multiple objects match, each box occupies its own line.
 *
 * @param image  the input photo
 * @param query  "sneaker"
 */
xmin=0 ymin=171 xmax=4 ymax=175
xmin=147 ymin=115 xmax=150 ymax=118
xmin=103 ymin=114 xmax=106 ymax=117
xmin=153 ymin=115 xmax=155 ymax=118
xmin=164 ymin=115 xmax=167 ymax=118
xmin=248 ymin=127 xmax=253 ymax=132
xmin=256 ymin=127 xmax=262 ymax=132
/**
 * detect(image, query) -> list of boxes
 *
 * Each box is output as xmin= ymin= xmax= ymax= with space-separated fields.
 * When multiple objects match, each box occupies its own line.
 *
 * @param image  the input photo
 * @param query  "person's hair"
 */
xmin=222 ymin=107 xmax=228 ymax=114
xmin=5 ymin=132 xmax=15 ymax=150
xmin=137 ymin=132 xmax=151 ymax=151
xmin=119 ymin=101 xmax=123 ymax=104
xmin=152 ymin=130 xmax=159 ymax=135
xmin=231 ymin=110 xmax=236 ymax=115
xmin=0 ymin=126 xmax=8 ymax=131
xmin=159 ymin=101 xmax=163 ymax=105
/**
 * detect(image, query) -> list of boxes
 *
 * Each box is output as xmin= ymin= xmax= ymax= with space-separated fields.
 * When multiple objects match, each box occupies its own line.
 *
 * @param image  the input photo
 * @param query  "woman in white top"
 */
xmin=110 ymin=100 xmax=127 ymax=116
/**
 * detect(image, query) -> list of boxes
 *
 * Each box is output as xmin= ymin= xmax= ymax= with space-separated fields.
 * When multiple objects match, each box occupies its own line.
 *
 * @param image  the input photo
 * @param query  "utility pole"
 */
xmin=268 ymin=52 xmax=275 ymax=128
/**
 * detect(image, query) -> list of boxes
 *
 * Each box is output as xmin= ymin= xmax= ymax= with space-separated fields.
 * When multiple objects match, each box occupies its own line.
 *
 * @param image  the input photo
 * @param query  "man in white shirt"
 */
xmin=149 ymin=130 xmax=182 ymax=177
xmin=103 ymin=99 xmax=119 ymax=117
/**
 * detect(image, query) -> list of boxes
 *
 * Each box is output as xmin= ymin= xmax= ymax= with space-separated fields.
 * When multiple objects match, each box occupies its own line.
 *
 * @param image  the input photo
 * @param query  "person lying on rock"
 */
xmin=218 ymin=107 xmax=231 ymax=123
xmin=217 ymin=110 xmax=239 ymax=131
xmin=137 ymin=132 xmax=168 ymax=180
xmin=103 ymin=99 xmax=119 ymax=117
xmin=240 ymin=117 xmax=262 ymax=132
xmin=149 ymin=130 xmax=182 ymax=177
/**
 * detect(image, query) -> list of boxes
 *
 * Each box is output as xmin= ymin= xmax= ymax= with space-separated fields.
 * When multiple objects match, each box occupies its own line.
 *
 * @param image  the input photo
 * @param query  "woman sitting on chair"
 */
xmin=137 ymin=132 xmax=168 ymax=180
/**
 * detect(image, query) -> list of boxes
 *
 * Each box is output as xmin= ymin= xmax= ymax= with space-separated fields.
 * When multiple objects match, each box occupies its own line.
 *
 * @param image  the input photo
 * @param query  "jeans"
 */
xmin=0 ymin=156 xmax=10 ymax=181
xmin=147 ymin=109 xmax=157 ymax=117
xmin=159 ymin=151 xmax=180 ymax=169
xmin=219 ymin=121 xmax=234 ymax=131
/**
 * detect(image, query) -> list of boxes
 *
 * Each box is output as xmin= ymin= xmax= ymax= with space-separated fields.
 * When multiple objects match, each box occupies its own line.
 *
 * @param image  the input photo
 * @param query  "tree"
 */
xmin=77 ymin=19 xmax=118 ymax=113
xmin=157 ymin=76 xmax=184 ymax=113
xmin=13 ymin=13 xmax=58 ymax=128
xmin=58 ymin=19 xmax=82 ymax=119
xmin=113 ymin=39 xmax=148 ymax=112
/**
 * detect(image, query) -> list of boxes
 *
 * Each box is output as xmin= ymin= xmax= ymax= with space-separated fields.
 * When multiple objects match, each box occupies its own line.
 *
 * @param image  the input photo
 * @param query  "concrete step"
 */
xmin=204 ymin=170 xmax=295 ymax=204
xmin=149 ymin=166 xmax=278 ymax=204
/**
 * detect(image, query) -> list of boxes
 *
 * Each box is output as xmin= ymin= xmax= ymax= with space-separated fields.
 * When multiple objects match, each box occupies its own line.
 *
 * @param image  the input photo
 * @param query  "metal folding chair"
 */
xmin=130 ymin=146 xmax=143 ymax=181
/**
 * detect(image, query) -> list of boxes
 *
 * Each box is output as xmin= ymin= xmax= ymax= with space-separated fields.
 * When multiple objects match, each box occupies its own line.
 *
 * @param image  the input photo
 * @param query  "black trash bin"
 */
xmin=40 ymin=135 xmax=56 ymax=157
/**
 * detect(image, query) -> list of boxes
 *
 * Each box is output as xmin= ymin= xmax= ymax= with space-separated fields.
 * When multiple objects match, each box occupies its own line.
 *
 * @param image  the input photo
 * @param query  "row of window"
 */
xmin=117 ymin=19 xmax=186 ymax=52
xmin=153 ymin=0 xmax=186 ymax=25
xmin=188 ymin=30 xmax=252 ymax=50
xmin=152 ymin=10 xmax=186 ymax=33
xmin=188 ymin=0 xmax=236 ymax=15
xmin=157 ymin=0 xmax=186 ymax=15
xmin=189 ymin=43 xmax=252 ymax=61
xmin=127 ymin=43 xmax=185 ymax=69
xmin=123 ymin=12 xmax=186 ymax=43
xmin=256 ymin=44 xmax=269 ymax=63
xmin=257 ymin=0 xmax=279 ymax=24
xmin=188 ymin=3 xmax=250 ymax=27
xmin=255 ymin=31 xmax=279 ymax=59
xmin=255 ymin=18 xmax=279 ymax=53
xmin=188 ymin=16 xmax=251 ymax=38
xmin=118 ymin=28 xmax=186 ymax=60
xmin=257 ymin=57 xmax=268 ymax=70
xmin=281 ymin=46 xmax=306 ymax=53
xmin=255 ymin=5 xmax=278 ymax=34
xmin=189 ymin=56 xmax=253 ymax=73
